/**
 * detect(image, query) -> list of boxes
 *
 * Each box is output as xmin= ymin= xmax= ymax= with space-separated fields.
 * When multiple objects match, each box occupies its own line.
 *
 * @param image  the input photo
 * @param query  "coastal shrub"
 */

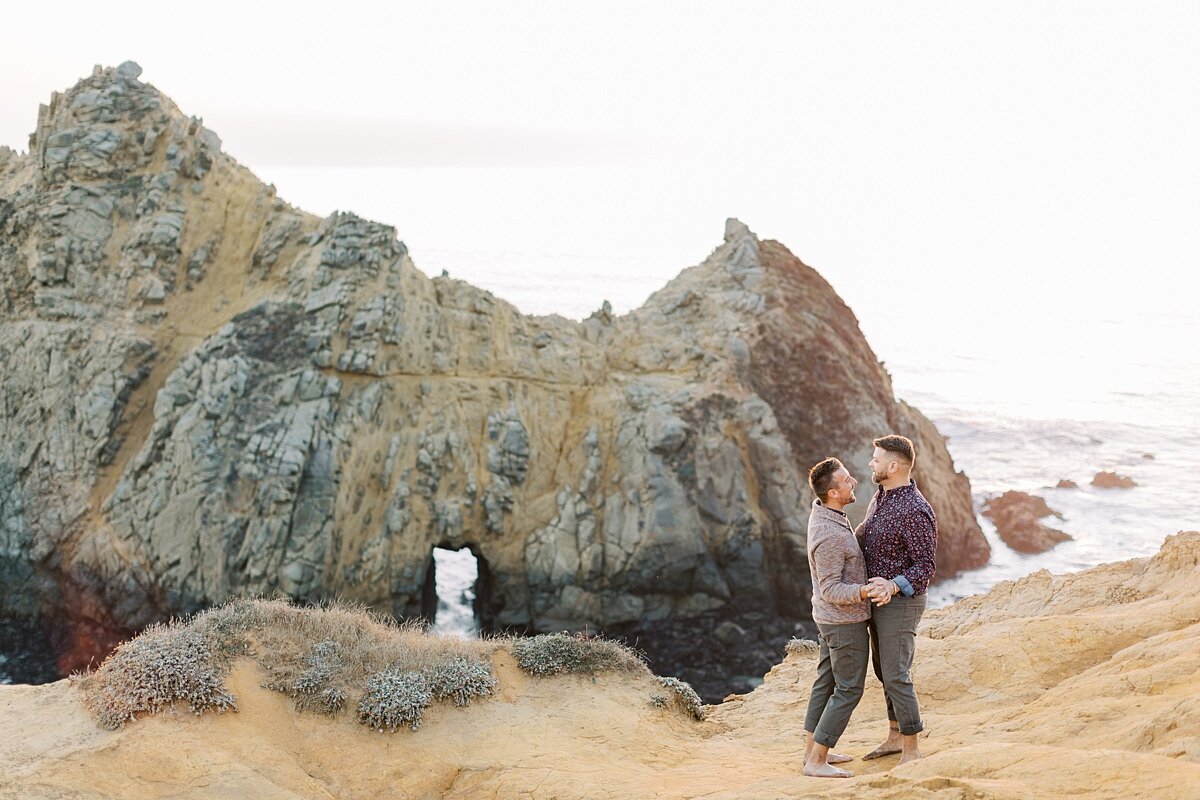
xmin=511 ymin=632 xmax=647 ymax=676
xmin=427 ymin=655 xmax=499 ymax=707
xmin=320 ymin=686 xmax=348 ymax=713
xmin=357 ymin=669 xmax=433 ymax=732
xmin=78 ymin=597 xmax=501 ymax=733
xmin=652 ymin=675 xmax=706 ymax=721
xmin=284 ymin=639 xmax=346 ymax=715
xmin=81 ymin=623 xmax=237 ymax=730
xmin=785 ymin=637 xmax=819 ymax=657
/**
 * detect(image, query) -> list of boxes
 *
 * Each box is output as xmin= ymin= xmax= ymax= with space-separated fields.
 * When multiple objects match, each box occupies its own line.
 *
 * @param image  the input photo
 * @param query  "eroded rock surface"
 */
xmin=982 ymin=491 xmax=1072 ymax=554
xmin=0 ymin=63 xmax=987 ymax=690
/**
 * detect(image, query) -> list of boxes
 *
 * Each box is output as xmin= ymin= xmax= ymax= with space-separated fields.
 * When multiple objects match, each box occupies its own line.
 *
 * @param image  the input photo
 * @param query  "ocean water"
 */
xmin=879 ymin=313 xmax=1200 ymax=606
xmin=430 ymin=547 xmax=480 ymax=638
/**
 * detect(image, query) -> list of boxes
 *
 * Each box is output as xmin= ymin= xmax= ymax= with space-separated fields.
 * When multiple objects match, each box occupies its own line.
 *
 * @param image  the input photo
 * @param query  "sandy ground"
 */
xmin=3 ymin=531 xmax=1199 ymax=800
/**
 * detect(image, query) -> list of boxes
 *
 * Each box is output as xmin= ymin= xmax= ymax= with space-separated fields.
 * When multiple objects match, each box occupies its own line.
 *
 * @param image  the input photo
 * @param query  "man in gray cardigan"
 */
xmin=802 ymin=457 xmax=888 ymax=778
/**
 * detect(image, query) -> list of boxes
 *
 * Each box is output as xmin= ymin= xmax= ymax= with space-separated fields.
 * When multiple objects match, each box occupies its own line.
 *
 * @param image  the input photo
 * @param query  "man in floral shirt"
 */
xmin=856 ymin=434 xmax=937 ymax=765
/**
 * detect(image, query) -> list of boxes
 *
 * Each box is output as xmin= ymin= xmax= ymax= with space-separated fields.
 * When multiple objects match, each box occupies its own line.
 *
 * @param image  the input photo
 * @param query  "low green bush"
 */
xmin=82 ymin=624 xmax=237 ymax=731
xmin=79 ymin=598 xmax=500 ymax=733
xmin=357 ymin=669 xmax=433 ymax=732
xmin=80 ymin=599 xmax=701 ymax=734
xmin=785 ymin=637 xmax=819 ymax=657
xmin=428 ymin=655 xmax=499 ymax=707
xmin=511 ymin=632 xmax=647 ymax=676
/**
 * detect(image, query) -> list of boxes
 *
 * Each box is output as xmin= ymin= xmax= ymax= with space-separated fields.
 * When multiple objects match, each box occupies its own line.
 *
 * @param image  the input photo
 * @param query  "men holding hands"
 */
xmin=802 ymin=435 xmax=937 ymax=778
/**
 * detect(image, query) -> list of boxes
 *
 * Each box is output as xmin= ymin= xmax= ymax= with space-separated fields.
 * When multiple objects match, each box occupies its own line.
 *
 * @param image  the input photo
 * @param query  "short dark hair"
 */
xmin=873 ymin=434 xmax=916 ymax=467
xmin=808 ymin=457 xmax=844 ymax=502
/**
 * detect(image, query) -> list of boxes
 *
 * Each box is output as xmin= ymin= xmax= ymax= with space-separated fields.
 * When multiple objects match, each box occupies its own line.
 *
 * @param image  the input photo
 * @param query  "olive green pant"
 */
xmin=803 ymin=620 xmax=869 ymax=748
xmin=868 ymin=593 xmax=926 ymax=735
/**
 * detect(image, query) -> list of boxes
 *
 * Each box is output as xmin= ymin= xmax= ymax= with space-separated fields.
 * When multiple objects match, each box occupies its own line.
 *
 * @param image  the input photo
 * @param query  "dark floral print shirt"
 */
xmin=856 ymin=479 xmax=938 ymax=596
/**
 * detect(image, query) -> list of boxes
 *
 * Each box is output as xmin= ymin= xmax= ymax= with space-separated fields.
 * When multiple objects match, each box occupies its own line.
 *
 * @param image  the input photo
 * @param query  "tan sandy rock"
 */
xmin=2 ymin=531 xmax=1197 ymax=799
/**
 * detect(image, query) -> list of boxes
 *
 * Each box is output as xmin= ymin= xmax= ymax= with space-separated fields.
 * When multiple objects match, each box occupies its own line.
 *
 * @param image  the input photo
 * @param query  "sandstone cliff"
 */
xmin=0 ymin=62 xmax=987 ymax=687
xmin=2 ymin=531 xmax=1196 ymax=799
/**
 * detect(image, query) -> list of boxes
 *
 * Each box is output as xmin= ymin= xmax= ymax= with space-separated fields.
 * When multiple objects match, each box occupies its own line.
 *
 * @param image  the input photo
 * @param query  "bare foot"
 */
xmin=898 ymin=749 xmax=923 ymax=765
xmin=862 ymin=734 xmax=903 ymax=760
xmin=803 ymin=762 xmax=853 ymax=778
xmin=828 ymin=751 xmax=854 ymax=764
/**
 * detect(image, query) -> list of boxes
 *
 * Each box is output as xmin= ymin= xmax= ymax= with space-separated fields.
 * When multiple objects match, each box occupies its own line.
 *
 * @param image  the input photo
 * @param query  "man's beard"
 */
xmin=871 ymin=468 xmax=887 ymax=484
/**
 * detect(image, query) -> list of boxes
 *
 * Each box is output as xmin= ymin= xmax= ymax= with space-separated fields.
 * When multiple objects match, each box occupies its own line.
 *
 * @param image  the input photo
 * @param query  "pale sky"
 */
xmin=3 ymin=2 xmax=1198 ymax=332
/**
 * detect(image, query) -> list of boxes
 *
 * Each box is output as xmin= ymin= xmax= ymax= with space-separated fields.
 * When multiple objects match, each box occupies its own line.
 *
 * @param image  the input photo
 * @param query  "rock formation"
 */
xmin=0 ymin=63 xmax=987 ymax=690
xmin=982 ymin=490 xmax=1072 ymax=554
xmin=2 ymin=531 xmax=1197 ymax=799
xmin=1055 ymin=478 xmax=1078 ymax=489
xmin=1093 ymin=470 xmax=1137 ymax=489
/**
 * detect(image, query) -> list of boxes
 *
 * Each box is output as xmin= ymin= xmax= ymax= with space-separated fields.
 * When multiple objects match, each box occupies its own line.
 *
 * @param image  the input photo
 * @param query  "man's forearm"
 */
xmin=820 ymin=577 xmax=869 ymax=605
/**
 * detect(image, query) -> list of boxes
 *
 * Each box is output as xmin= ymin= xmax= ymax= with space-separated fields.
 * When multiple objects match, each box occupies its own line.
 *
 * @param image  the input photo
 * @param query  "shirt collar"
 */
xmin=876 ymin=477 xmax=917 ymax=498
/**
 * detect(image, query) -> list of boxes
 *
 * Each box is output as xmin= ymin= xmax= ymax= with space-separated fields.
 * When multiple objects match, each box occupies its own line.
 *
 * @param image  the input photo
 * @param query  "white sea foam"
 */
xmin=430 ymin=547 xmax=480 ymax=638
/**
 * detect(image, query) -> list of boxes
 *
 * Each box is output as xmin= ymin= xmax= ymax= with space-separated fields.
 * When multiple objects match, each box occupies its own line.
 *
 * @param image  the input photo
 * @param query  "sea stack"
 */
xmin=983 ymin=491 xmax=1072 ymax=554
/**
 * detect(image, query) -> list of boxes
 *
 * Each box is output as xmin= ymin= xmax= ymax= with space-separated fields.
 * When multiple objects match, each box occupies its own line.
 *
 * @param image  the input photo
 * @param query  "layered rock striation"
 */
xmin=0 ymin=63 xmax=988 ymax=687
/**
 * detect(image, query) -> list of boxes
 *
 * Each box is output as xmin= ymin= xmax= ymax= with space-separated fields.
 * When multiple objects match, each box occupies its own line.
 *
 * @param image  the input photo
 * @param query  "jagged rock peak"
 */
xmin=723 ymin=217 xmax=756 ymax=242
xmin=29 ymin=59 xmax=222 ymax=184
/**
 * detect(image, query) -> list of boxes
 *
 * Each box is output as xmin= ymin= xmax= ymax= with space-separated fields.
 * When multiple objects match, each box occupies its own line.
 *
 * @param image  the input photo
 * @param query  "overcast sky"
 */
xmin=3 ymin=2 xmax=1198 ymax=328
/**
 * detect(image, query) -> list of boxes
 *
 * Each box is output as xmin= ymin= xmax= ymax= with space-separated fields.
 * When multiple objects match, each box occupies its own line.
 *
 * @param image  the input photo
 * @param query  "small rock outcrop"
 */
xmin=0 ymin=64 xmax=988 ymax=689
xmin=1055 ymin=479 xmax=1078 ymax=489
xmin=982 ymin=491 xmax=1072 ymax=554
xmin=1092 ymin=470 xmax=1137 ymax=489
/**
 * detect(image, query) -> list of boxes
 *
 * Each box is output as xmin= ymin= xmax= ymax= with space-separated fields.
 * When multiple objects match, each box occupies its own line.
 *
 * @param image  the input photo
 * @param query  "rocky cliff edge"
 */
xmin=2 ymin=531 xmax=1196 ymax=799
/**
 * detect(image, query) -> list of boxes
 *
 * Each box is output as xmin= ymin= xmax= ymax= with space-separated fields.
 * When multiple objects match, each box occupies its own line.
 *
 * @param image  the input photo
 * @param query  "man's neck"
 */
xmin=824 ymin=498 xmax=847 ymax=512
xmin=880 ymin=473 xmax=912 ymax=492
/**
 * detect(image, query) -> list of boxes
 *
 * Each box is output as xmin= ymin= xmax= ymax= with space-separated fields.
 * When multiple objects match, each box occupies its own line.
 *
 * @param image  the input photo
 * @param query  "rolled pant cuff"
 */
xmin=812 ymin=728 xmax=840 ymax=748
xmin=899 ymin=722 xmax=924 ymax=736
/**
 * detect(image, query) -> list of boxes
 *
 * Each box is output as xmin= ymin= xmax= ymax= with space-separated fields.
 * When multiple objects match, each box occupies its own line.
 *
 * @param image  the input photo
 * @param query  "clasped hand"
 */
xmin=865 ymin=576 xmax=896 ymax=606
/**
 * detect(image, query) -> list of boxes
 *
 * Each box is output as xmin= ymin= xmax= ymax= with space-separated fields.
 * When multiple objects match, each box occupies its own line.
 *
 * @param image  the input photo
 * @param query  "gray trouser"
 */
xmin=868 ymin=593 xmax=926 ymax=735
xmin=803 ymin=620 xmax=869 ymax=748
